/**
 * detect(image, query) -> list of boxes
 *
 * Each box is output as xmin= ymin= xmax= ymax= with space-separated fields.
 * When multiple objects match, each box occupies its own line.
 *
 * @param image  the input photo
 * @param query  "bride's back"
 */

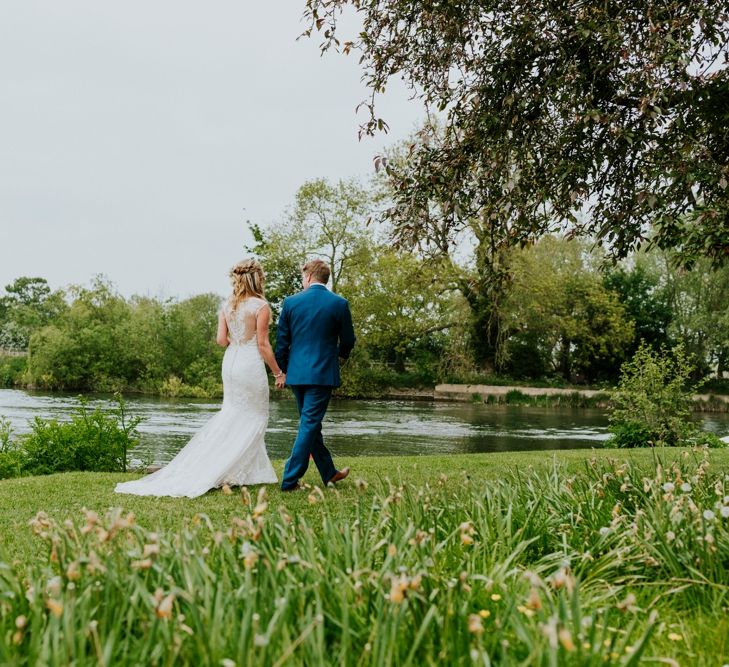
xmin=224 ymin=296 xmax=267 ymax=346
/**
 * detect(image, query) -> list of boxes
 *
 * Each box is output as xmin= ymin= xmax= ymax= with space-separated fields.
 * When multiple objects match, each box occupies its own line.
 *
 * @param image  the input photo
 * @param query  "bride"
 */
xmin=115 ymin=259 xmax=282 ymax=498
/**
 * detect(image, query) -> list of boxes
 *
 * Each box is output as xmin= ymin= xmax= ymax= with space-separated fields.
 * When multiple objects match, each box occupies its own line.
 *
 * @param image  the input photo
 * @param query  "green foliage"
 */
xmin=24 ymin=278 xmax=223 ymax=394
xmin=304 ymin=0 xmax=729 ymax=266
xmin=662 ymin=256 xmax=729 ymax=378
xmin=7 ymin=454 xmax=729 ymax=663
xmin=0 ymin=396 xmax=142 ymax=480
xmin=504 ymin=236 xmax=634 ymax=382
xmin=603 ymin=261 xmax=672 ymax=355
xmin=0 ymin=277 xmax=67 ymax=350
xmin=608 ymin=344 xmax=710 ymax=447
xmin=0 ymin=356 xmax=27 ymax=387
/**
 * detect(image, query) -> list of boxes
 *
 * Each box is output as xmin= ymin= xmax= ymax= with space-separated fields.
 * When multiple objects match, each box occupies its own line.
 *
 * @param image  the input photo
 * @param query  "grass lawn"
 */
xmin=4 ymin=448 xmax=727 ymax=563
xmin=2 ymin=447 xmax=729 ymax=665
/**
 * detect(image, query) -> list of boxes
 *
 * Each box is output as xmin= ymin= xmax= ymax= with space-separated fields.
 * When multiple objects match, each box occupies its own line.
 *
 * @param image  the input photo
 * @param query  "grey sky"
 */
xmin=0 ymin=1 xmax=423 ymax=299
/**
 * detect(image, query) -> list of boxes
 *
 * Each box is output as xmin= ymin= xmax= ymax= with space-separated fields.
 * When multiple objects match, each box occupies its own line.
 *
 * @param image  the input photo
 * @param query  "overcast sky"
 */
xmin=0 ymin=1 xmax=424 ymax=299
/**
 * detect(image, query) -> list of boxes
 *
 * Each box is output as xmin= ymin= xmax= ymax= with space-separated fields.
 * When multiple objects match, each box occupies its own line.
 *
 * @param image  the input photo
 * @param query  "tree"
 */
xmin=246 ymin=178 xmax=376 ymax=311
xmin=602 ymin=259 xmax=673 ymax=356
xmin=340 ymin=249 xmax=458 ymax=372
xmin=661 ymin=255 xmax=729 ymax=377
xmin=0 ymin=277 xmax=66 ymax=350
xmin=503 ymin=236 xmax=634 ymax=382
xmin=304 ymin=1 xmax=729 ymax=265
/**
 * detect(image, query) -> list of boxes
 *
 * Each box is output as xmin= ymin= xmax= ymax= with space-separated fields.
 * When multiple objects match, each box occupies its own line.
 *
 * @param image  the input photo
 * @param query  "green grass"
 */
xmin=3 ymin=448 xmax=729 ymax=665
xmin=3 ymin=449 xmax=729 ymax=564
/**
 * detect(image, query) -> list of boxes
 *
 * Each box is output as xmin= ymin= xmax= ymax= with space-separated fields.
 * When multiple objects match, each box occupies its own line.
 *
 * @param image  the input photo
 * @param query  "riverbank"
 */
xmin=2 ymin=448 xmax=729 ymax=665
xmin=383 ymin=383 xmax=729 ymax=411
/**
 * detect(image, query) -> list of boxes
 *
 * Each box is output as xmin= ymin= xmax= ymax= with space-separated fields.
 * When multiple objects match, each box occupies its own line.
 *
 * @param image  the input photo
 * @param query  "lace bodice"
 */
xmin=223 ymin=297 xmax=268 ymax=346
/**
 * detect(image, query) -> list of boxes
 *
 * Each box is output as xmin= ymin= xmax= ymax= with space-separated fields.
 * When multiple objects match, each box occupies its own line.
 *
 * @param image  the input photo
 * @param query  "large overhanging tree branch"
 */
xmin=302 ymin=0 xmax=729 ymax=265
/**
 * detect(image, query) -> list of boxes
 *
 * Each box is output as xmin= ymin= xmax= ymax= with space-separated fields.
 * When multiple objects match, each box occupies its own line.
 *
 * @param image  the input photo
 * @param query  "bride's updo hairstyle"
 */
xmin=229 ymin=259 xmax=265 ymax=309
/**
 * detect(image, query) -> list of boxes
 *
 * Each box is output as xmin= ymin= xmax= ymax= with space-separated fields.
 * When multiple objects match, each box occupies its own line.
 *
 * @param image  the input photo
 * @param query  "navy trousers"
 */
xmin=281 ymin=385 xmax=337 ymax=490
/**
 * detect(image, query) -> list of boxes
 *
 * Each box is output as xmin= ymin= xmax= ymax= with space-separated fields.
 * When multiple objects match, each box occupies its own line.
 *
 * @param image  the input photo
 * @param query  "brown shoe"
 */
xmin=328 ymin=467 xmax=350 ymax=485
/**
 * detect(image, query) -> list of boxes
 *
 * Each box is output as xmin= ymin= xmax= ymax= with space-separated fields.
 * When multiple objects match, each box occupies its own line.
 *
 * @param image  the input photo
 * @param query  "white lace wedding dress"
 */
xmin=115 ymin=296 xmax=278 ymax=498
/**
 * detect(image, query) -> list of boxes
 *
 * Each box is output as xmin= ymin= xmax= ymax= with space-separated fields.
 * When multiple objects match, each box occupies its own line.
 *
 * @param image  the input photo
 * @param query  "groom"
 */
xmin=275 ymin=259 xmax=356 ymax=491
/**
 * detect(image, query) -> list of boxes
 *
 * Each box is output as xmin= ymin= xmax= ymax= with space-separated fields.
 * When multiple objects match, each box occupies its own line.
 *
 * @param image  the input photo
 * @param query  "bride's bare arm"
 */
xmin=256 ymin=304 xmax=285 ymax=385
xmin=216 ymin=311 xmax=229 ymax=347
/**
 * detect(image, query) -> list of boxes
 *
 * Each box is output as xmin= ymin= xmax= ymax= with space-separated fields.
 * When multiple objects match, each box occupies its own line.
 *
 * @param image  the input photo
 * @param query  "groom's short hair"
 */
xmin=302 ymin=259 xmax=331 ymax=285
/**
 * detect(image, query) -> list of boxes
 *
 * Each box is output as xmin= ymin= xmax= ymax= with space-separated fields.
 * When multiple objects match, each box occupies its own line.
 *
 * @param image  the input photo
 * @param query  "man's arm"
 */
xmin=338 ymin=300 xmax=356 ymax=360
xmin=274 ymin=300 xmax=291 ymax=372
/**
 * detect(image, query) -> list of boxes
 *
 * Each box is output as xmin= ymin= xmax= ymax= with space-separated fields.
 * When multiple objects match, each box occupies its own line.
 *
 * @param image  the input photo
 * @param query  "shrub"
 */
xmin=605 ymin=421 xmax=655 ymax=449
xmin=608 ymin=343 xmax=711 ymax=447
xmin=0 ymin=356 xmax=27 ymax=387
xmin=13 ymin=395 xmax=142 ymax=478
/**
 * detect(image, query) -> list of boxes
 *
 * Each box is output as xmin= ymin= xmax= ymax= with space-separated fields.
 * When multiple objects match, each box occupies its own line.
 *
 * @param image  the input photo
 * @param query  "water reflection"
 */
xmin=1 ymin=389 xmax=727 ymax=465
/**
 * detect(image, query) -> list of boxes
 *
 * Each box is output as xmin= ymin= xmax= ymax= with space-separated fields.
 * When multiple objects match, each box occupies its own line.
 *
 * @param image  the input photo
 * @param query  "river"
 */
xmin=1 ymin=389 xmax=728 ymax=465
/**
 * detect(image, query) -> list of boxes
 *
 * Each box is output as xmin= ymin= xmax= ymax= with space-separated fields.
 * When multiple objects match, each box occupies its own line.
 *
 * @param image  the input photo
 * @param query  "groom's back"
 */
xmin=275 ymin=285 xmax=355 ymax=387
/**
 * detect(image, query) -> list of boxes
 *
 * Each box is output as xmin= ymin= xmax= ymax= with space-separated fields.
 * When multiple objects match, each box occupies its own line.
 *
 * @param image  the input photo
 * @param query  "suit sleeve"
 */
xmin=338 ymin=300 xmax=356 ymax=360
xmin=275 ymin=300 xmax=291 ymax=372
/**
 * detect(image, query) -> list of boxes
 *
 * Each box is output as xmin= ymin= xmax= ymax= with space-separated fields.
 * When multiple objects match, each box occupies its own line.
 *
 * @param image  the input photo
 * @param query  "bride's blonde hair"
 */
xmin=229 ymin=259 xmax=265 ymax=308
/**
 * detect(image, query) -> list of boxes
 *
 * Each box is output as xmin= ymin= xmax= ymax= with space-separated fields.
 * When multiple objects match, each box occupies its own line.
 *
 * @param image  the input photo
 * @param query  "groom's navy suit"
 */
xmin=275 ymin=284 xmax=355 ymax=490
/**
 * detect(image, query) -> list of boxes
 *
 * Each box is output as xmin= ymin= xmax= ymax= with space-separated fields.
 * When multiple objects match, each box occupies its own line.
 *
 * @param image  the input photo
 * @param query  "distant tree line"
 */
xmin=1 ymin=177 xmax=727 ymax=397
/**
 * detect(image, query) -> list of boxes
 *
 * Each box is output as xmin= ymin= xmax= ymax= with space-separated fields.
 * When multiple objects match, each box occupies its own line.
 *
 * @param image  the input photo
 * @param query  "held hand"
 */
xmin=275 ymin=373 xmax=287 ymax=390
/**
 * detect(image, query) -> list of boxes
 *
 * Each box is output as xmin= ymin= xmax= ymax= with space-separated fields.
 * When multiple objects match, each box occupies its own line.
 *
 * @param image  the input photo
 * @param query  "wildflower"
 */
xmin=490 ymin=593 xmax=502 ymax=602
xmin=680 ymin=483 xmax=692 ymax=493
xmin=527 ymin=587 xmax=542 ymax=610
xmin=241 ymin=542 xmax=259 ymax=570
xmin=387 ymin=544 xmax=397 ymax=557
xmin=549 ymin=567 xmax=575 ymax=592
xmin=253 ymin=488 xmax=269 ymax=517
xmin=662 ymin=482 xmax=675 ymax=493
xmin=721 ymin=506 xmax=729 ymax=519
xmin=558 ymin=628 xmax=576 ymax=652
xmin=459 ymin=521 xmax=476 ymax=546
xmin=87 ymin=550 xmax=106 ymax=575
xmin=45 ymin=598 xmax=63 ymax=617
xmin=467 ymin=614 xmax=484 ymax=634
xmin=355 ymin=478 xmax=369 ymax=492
xmin=222 ymin=484 xmax=233 ymax=495
xmin=517 ymin=605 xmax=535 ymax=618
xmin=599 ymin=527 xmax=610 ymax=536
xmin=617 ymin=593 xmax=637 ymax=612
xmin=15 ymin=615 xmax=27 ymax=630
xmin=703 ymin=509 xmax=716 ymax=521
xmin=479 ymin=609 xmax=491 ymax=618
xmin=132 ymin=559 xmax=153 ymax=570
xmin=66 ymin=561 xmax=81 ymax=581
xmin=143 ymin=543 xmax=160 ymax=557
xmin=667 ymin=632 xmax=683 ymax=642
xmin=156 ymin=593 xmax=175 ymax=619
xmin=46 ymin=576 xmax=62 ymax=597
xmin=389 ymin=575 xmax=409 ymax=603
xmin=665 ymin=531 xmax=676 ymax=542
xmin=29 ymin=511 xmax=52 ymax=536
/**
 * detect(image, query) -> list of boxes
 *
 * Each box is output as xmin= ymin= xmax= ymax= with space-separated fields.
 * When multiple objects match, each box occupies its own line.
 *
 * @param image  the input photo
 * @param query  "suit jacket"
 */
xmin=275 ymin=284 xmax=356 ymax=387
